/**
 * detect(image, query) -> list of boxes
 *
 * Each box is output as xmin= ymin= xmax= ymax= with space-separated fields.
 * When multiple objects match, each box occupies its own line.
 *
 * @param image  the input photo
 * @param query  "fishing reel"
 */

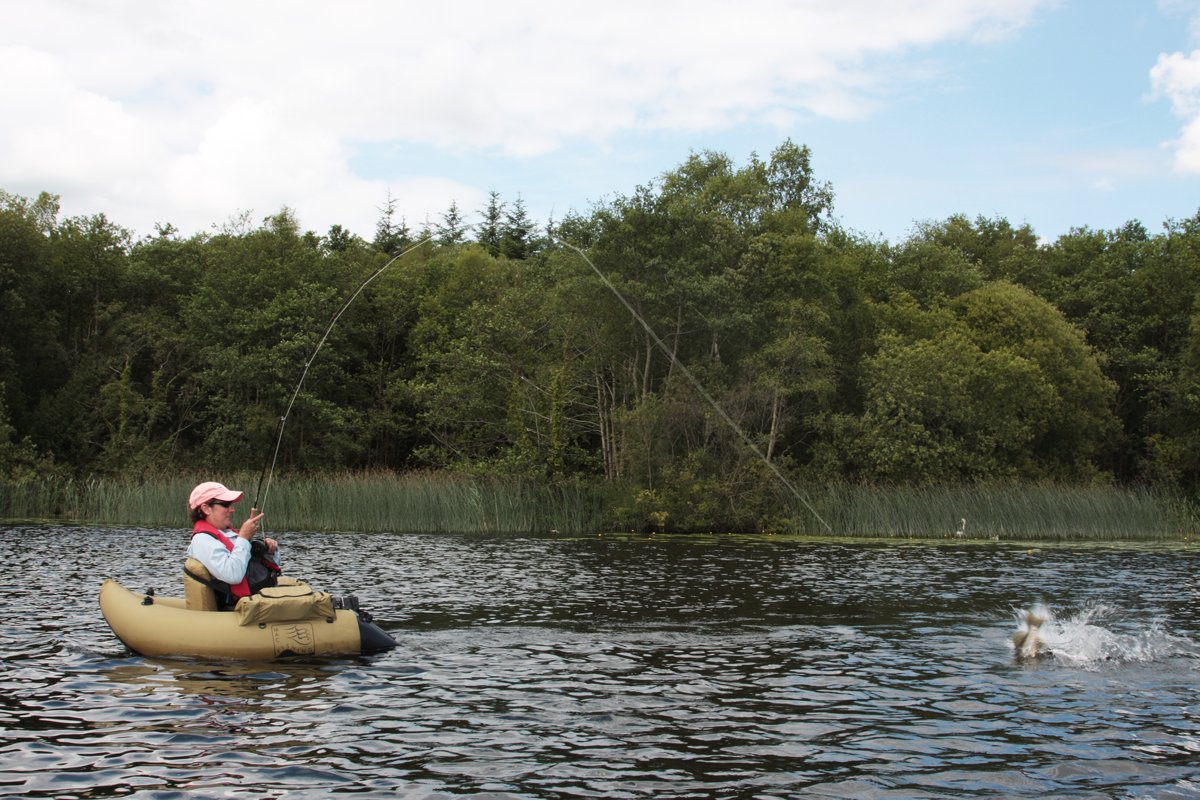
xmin=332 ymin=594 xmax=373 ymax=622
xmin=332 ymin=594 xmax=360 ymax=613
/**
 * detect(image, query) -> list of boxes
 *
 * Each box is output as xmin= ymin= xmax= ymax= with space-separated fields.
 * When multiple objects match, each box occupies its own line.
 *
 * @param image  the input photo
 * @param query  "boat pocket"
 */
xmin=234 ymin=582 xmax=336 ymax=626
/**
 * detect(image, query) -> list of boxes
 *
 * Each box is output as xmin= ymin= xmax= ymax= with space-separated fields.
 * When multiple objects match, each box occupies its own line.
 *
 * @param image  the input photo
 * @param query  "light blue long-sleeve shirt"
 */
xmin=187 ymin=529 xmax=281 ymax=584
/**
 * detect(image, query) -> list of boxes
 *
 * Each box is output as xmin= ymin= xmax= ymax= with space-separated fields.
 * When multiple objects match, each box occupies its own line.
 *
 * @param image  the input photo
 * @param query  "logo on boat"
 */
xmin=271 ymin=622 xmax=317 ymax=656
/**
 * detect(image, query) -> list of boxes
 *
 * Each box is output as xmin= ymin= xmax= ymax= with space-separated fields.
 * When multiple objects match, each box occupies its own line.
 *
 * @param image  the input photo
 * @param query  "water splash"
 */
xmin=1011 ymin=603 xmax=1199 ymax=667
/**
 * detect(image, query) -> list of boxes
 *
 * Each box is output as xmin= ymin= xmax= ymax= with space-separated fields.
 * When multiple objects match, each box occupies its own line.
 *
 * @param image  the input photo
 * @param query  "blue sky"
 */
xmin=3 ymin=1 xmax=1198 ymax=244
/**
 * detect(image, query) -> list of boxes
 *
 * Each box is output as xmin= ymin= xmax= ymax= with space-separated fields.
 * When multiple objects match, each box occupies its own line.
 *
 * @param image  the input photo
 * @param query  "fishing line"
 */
xmin=253 ymin=234 xmax=437 ymax=513
xmin=248 ymin=224 xmax=830 ymax=533
xmin=553 ymin=235 xmax=833 ymax=533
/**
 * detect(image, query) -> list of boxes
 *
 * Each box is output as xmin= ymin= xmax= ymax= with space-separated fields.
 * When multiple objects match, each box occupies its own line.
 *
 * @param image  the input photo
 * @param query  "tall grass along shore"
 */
xmin=0 ymin=472 xmax=1194 ymax=540
xmin=784 ymin=482 xmax=1196 ymax=541
xmin=0 ymin=472 xmax=610 ymax=535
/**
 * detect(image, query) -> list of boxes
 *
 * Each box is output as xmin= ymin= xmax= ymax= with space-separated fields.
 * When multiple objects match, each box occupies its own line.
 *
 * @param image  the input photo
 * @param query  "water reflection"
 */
xmin=0 ymin=526 xmax=1197 ymax=798
xmin=100 ymin=660 xmax=341 ymax=702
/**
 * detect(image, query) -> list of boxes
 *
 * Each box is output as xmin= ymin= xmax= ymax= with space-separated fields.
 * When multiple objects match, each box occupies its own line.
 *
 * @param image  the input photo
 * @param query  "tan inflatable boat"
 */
xmin=100 ymin=559 xmax=396 ymax=659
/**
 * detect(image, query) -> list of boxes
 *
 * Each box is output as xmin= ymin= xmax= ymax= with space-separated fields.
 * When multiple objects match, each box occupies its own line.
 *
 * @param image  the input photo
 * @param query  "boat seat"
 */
xmin=183 ymin=557 xmax=220 ymax=611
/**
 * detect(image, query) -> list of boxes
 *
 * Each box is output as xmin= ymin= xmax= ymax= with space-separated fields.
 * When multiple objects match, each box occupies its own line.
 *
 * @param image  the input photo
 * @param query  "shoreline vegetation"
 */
xmin=0 ymin=472 xmax=1194 ymax=541
xmin=6 ymin=144 xmax=1200 ymax=542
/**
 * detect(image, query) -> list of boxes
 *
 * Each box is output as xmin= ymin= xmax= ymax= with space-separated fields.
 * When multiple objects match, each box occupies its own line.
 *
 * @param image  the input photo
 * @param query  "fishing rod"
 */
xmin=248 ymin=223 xmax=831 ymax=533
xmin=252 ymin=233 xmax=437 ymax=513
xmin=552 ymin=235 xmax=834 ymax=534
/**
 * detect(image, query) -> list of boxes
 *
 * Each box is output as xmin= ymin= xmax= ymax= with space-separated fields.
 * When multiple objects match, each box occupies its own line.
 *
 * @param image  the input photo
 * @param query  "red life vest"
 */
xmin=191 ymin=520 xmax=252 ymax=599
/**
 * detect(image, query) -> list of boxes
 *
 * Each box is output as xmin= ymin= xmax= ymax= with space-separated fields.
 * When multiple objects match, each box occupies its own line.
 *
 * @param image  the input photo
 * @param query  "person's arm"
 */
xmin=187 ymin=533 xmax=252 ymax=584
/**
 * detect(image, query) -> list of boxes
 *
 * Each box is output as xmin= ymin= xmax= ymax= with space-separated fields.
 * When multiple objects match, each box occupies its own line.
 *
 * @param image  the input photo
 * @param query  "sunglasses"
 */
xmin=208 ymin=499 xmax=236 ymax=509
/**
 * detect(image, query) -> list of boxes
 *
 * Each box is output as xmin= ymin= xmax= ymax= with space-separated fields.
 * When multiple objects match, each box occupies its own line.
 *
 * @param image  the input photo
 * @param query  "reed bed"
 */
xmin=0 ymin=474 xmax=198 ymax=528
xmin=0 ymin=473 xmax=1193 ymax=540
xmin=259 ymin=472 xmax=609 ymax=534
xmin=0 ymin=472 xmax=611 ymax=534
xmin=785 ymin=482 xmax=1197 ymax=541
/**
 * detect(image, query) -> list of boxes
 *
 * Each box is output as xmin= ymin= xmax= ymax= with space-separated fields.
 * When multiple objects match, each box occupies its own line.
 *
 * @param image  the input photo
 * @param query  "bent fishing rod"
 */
xmin=251 ymin=233 xmax=437 ymax=514
xmin=247 ymin=226 xmax=830 ymax=534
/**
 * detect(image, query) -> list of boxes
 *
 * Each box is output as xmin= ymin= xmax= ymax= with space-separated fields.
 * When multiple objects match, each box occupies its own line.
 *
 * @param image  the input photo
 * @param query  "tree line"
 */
xmin=2 ymin=140 xmax=1199 ymax=530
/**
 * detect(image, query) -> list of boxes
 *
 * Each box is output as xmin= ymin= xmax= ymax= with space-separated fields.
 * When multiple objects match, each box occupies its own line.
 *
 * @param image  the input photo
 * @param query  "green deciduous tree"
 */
xmin=0 ymin=143 xmax=1192 ymax=521
xmin=837 ymin=280 xmax=1118 ymax=483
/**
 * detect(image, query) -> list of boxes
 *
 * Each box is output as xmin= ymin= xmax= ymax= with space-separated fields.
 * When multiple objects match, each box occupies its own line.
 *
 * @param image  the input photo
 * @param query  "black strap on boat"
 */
xmin=183 ymin=564 xmax=226 ymax=592
xmin=183 ymin=565 xmax=239 ymax=611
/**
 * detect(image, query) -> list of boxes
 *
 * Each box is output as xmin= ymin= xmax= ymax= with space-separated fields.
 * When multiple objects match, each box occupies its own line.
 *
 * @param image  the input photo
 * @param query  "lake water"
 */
xmin=2 ymin=525 xmax=1198 ymax=798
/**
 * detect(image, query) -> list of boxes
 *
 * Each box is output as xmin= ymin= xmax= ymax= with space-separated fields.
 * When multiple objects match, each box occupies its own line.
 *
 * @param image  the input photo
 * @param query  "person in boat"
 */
xmin=186 ymin=481 xmax=280 ymax=610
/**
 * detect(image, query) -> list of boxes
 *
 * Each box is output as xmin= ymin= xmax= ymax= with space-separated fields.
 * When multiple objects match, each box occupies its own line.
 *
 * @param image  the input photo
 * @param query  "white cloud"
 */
xmin=0 ymin=0 xmax=1049 ymax=237
xmin=1151 ymin=49 xmax=1200 ymax=172
xmin=0 ymin=46 xmax=164 ymax=190
xmin=1172 ymin=114 xmax=1200 ymax=173
xmin=1152 ymin=0 xmax=1200 ymax=174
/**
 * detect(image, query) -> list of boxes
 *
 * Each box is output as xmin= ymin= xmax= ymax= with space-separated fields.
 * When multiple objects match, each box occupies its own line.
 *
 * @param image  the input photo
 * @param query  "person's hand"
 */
xmin=264 ymin=537 xmax=278 ymax=554
xmin=238 ymin=508 xmax=264 ymax=540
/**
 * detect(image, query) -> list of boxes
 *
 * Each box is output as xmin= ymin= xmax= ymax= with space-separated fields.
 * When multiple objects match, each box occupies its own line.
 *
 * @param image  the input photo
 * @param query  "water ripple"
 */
xmin=0 ymin=527 xmax=1198 ymax=798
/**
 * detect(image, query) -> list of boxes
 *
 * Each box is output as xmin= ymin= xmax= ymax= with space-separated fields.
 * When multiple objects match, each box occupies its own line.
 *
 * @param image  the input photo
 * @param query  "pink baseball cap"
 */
xmin=188 ymin=481 xmax=245 ymax=510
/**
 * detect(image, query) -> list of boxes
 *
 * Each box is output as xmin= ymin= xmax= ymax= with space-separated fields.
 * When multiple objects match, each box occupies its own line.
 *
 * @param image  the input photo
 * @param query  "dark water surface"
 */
xmin=2 ymin=525 xmax=1198 ymax=799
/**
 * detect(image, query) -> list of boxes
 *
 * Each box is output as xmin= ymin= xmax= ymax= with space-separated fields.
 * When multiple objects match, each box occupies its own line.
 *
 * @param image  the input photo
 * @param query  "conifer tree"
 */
xmin=478 ymin=190 xmax=505 ymax=256
xmin=372 ymin=190 xmax=411 ymax=254
xmin=437 ymin=200 xmax=467 ymax=246
xmin=500 ymin=194 xmax=534 ymax=259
